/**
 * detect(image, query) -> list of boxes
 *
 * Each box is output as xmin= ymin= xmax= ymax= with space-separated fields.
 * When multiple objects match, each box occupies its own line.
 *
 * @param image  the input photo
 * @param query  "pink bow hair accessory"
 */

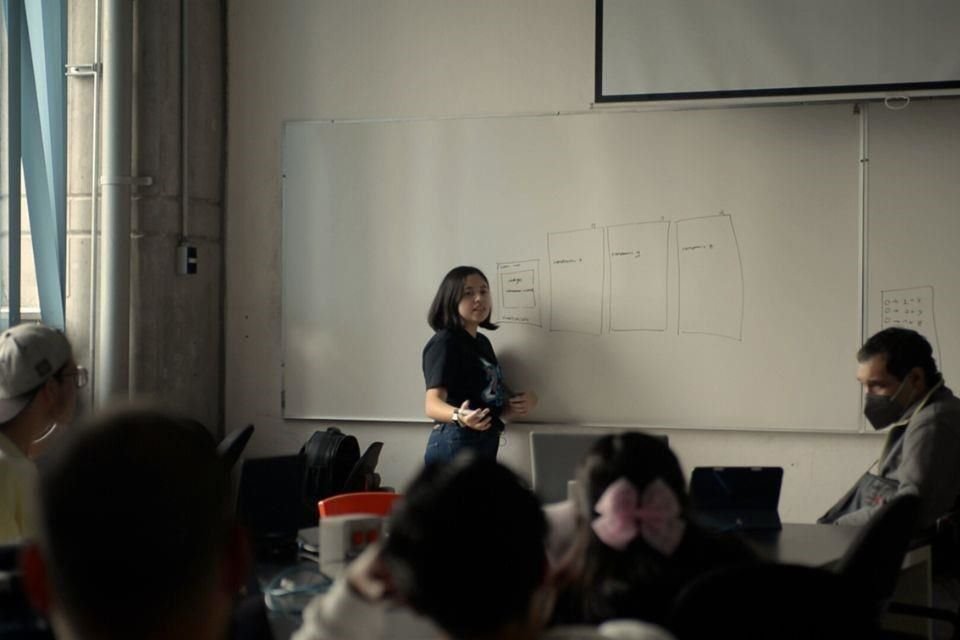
xmin=591 ymin=477 xmax=686 ymax=556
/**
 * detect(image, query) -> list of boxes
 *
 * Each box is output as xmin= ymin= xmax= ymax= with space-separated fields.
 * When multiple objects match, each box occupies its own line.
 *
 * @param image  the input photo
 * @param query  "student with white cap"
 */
xmin=0 ymin=323 xmax=84 ymax=543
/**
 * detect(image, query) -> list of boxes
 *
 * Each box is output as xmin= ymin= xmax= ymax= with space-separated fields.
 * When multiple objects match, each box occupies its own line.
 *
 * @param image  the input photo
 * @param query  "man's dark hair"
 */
xmin=383 ymin=454 xmax=546 ymax=639
xmin=857 ymin=328 xmax=940 ymax=386
xmin=35 ymin=408 xmax=232 ymax=637
xmin=427 ymin=265 xmax=498 ymax=332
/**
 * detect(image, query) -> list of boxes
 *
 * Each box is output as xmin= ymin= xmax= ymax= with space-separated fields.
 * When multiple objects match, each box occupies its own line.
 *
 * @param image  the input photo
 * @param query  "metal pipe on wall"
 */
xmin=88 ymin=0 xmax=103 ymax=402
xmin=96 ymin=0 xmax=132 ymax=403
xmin=180 ymin=0 xmax=190 ymax=241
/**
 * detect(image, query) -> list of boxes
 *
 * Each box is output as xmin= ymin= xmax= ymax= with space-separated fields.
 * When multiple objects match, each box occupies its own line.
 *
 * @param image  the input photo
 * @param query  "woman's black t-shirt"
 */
xmin=422 ymin=328 xmax=508 ymax=432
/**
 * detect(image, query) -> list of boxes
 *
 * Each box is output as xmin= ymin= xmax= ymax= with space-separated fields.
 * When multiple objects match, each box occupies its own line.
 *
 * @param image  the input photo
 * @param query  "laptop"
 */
xmin=530 ymin=431 xmax=668 ymax=504
xmin=689 ymin=466 xmax=783 ymax=532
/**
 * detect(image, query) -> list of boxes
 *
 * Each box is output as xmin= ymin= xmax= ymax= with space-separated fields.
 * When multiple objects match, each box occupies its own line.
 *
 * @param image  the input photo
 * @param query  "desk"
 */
xmin=746 ymin=522 xmax=863 ymax=568
xmin=748 ymin=523 xmax=933 ymax=639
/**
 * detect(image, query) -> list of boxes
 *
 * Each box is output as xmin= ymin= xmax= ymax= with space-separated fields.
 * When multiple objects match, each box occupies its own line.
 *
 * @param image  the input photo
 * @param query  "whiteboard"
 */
xmin=866 ymin=100 xmax=960 ymax=391
xmin=281 ymin=105 xmax=864 ymax=431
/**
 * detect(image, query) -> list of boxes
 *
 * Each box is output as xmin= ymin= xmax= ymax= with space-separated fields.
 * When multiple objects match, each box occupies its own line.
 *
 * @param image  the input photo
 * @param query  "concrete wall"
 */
xmin=66 ymin=0 xmax=224 ymax=431
xmin=224 ymin=0 xmax=882 ymax=523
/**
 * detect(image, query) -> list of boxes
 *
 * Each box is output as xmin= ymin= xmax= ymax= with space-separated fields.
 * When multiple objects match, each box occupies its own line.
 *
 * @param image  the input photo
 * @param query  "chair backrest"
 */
xmin=342 ymin=442 xmax=383 ymax=493
xmin=668 ymin=563 xmax=875 ymax=639
xmin=834 ymin=493 xmax=922 ymax=608
xmin=931 ymin=509 xmax=960 ymax=578
xmin=317 ymin=491 xmax=401 ymax=518
xmin=218 ymin=424 xmax=255 ymax=470
xmin=237 ymin=455 xmax=314 ymax=562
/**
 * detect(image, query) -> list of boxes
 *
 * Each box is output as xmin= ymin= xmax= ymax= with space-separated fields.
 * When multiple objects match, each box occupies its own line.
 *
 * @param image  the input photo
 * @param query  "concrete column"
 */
xmin=67 ymin=0 xmax=224 ymax=430
xmin=128 ymin=0 xmax=225 ymax=432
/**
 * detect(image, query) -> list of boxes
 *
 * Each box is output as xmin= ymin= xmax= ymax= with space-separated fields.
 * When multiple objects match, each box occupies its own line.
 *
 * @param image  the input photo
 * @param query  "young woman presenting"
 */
xmin=422 ymin=266 xmax=537 ymax=464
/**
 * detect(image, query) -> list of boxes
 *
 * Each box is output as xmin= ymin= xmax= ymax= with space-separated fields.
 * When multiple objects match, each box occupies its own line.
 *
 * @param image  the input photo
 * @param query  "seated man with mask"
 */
xmin=821 ymin=327 xmax=960 ymax=528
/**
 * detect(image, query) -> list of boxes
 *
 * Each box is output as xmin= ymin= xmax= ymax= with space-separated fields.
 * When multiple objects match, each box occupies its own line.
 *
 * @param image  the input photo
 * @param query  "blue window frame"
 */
xmin=2 ymin=0 xmax=67 ymax=330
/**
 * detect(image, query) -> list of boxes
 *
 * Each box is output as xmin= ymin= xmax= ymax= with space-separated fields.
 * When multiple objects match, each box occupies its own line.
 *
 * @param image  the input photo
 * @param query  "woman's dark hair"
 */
xmin=553 ymin=433 xmax=757 ymax=626
xmin=563 ymin=432 xmax=690 ymax=623
xmin=383 ymin=454 xmax=546 ymax=639
xmin=427 ymin=265 xmax=498 ymax=332
xmin=857 ymin=327 xmax=940 ymax=387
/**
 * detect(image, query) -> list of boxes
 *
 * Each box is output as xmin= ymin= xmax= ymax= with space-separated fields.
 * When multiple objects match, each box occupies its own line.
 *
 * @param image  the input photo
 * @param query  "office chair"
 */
xmin=341 ymin=441 xmax=383 ymax=493
xmin=238 ymin=455 xmax=313 ymax=562
xmin=668 ymin=563 xmax=876 ymax=639
xmin=317 ymin=491 xmax=401 ymax=518
xmin=885 ymin=509 xmax=960 ymax=640
xmin=0 ymin=545 xmax=55 ymax=639
xmin=218 ymin=424 xmax=256 ymax=470
xmin=834 ymin=493 xmax=922 ymax=617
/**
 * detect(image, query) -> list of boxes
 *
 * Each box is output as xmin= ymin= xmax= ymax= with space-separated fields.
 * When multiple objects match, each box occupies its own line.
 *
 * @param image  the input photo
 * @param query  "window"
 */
xmin=1 ymin=0 xmax=67 ymax=329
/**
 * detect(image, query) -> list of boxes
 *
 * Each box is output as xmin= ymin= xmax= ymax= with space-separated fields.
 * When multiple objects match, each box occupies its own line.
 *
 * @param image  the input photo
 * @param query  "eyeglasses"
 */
xmin=58 ymin=366 xmax=89 ymax=389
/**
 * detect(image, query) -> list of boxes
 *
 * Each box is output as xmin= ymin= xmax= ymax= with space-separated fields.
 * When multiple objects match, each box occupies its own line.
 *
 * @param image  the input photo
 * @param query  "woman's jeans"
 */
xmin=424 ymin=423 xmax=499 ymax=465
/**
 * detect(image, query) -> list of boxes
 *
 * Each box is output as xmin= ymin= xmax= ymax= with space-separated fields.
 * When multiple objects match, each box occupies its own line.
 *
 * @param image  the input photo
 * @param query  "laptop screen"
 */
xmin=530 ymin=432 xmax=669 ymax=504
xmin=690 ymin=467 xmax=783 ymax=511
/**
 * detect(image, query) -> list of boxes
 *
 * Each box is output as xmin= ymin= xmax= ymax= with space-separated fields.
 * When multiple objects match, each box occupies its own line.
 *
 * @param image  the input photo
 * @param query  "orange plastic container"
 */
xmin=317 ymin=491 xmax=402 ymax=518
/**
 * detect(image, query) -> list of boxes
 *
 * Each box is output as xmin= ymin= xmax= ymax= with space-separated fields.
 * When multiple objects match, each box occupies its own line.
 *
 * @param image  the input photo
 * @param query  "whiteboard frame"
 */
xmin=280 ymin=105 xmax=870 ymax=432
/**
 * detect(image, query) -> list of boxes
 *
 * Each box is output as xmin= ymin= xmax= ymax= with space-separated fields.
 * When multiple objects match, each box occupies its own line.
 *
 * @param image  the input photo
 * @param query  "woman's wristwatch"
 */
xmin=451 ymin=407 xmax=462 ymax=426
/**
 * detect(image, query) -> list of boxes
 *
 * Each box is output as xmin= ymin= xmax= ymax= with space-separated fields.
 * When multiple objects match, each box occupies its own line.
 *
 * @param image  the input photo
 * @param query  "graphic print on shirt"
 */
xmin=479 ymin=357 xmax=507 ymax=409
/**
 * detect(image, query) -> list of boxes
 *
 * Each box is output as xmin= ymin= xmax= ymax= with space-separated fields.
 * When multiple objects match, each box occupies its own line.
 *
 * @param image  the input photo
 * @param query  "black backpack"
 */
xmin=300 ymin=427 xmax=361 ymax=507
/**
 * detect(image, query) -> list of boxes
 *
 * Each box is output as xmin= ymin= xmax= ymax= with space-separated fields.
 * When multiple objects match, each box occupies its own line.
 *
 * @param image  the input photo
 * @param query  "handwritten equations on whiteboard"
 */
xmin=497 ymin=260 xmax=542 ymax=327
xmin=608 ymin=221 xmax=669 ymax=331
xmin=548 ymin=228 xmax=605 ymax=335
xmin=882 ymin=286 xmax=941 ymax=364
xmin=676 ymin=215 xmax=744 ymax=340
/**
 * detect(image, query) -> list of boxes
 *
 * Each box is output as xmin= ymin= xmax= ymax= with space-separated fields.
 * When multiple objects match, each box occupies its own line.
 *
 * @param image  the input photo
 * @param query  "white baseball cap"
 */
xmin=0 ymin=323 xmax=72 ymax=423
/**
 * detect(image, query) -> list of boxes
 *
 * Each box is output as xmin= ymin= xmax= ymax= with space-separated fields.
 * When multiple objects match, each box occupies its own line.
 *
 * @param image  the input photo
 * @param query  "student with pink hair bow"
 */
xmin=549 ymin=432 xmax=757 ymax=628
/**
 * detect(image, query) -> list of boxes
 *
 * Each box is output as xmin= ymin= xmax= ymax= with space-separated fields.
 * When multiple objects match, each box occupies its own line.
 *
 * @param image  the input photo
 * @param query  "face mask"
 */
xmin=863 ymin=378 xmax=910 ymax=430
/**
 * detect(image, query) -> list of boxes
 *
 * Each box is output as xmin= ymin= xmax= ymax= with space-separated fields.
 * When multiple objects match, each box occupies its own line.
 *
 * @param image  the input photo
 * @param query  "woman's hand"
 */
xmin=504 ymin=391 xmax=538 ymax=419
xmin=425 ymin=389 xmax=492 ymax=430
xmin=457 ymin=400 xmax=492 ymax=431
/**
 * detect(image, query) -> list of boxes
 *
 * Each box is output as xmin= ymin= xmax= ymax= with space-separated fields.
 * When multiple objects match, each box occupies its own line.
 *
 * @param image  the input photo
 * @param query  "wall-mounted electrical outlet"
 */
xmin=177 ymin=244 xmax=198 ymax=275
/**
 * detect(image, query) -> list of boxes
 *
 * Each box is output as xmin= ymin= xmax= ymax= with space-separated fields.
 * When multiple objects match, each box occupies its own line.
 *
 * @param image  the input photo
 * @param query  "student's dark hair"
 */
xmin=565 ymin=433 xmax=689 ymax=623
xmin=427 ymin=265 xmax=498 ymax=332
xmin=383 ymin=454 xmax=546 ymax=639
xmin=577 ymin=432 xmax=688 ymax=518
xmin=35 ymin=407 xmax=232 ymax=638
xmin=554 ymin=432 xmax=757 ymax=625
xmin=857 ymin=327 xmax=940 ymax=387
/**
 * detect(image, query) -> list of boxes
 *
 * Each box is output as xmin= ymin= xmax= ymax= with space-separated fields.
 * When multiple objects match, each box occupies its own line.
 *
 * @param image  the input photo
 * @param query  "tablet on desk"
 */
xmin=689 ymin=466 xmax=784 ymax=532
